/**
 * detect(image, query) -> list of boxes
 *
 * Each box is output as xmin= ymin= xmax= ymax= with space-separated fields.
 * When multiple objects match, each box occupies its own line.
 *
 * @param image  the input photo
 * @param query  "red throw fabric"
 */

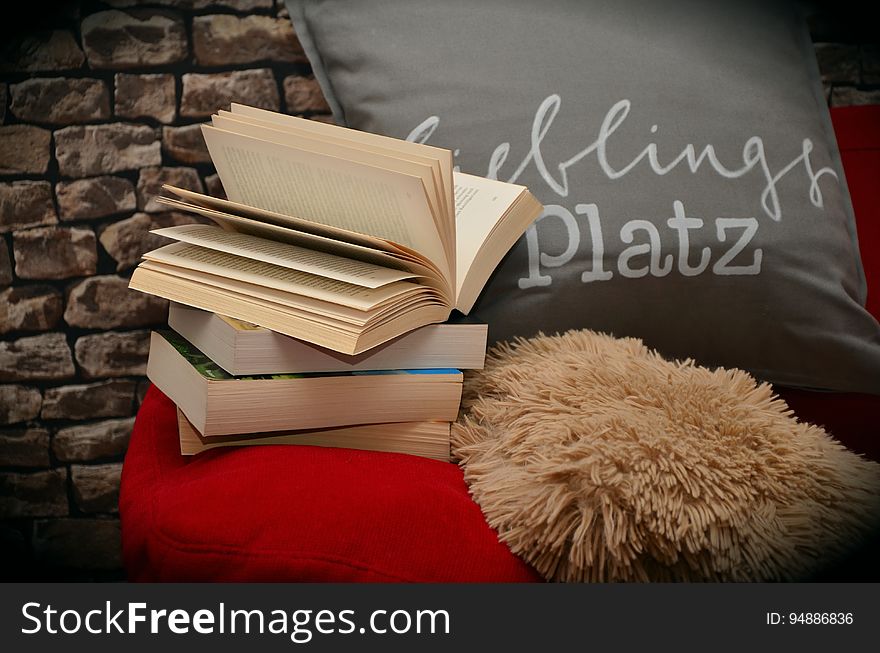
xmin=121 ymin=385 xmax=541 ymax=581
xmin=120 ymin=106 xmax=879 ymax=582
xmin=776 ymin=106 xmax=880 ymax=463
xmin=832 ymin=105 xmax=880 ymax=320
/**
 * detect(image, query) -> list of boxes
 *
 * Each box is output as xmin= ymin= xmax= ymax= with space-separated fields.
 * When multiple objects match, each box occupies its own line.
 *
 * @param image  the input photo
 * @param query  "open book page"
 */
xmin=201 ymin=125 xmax=450 ymax=279
xmin=157 ymin=196 xmax=405 ymax=269
xmin=230 ymin=103 xmax=456 ymax=234
xmin=453 ymin=172 xmax=525 ymax=298
xmin=140 ymin=262 xmax=369 ymax=325
xmin=151 ymin=224 xmax=415 ymax=289
xmin=155 ymin=196 xmax=452 ymax=299
xmin=143 ymin=242 xmax=417 ymax=311
xmin=162 ymin=185 xmax=396 ymax=253
xmin=211 ymin=113 xmax=450 ymax=261
xmin=224 ymin=106 xmax=456 ymax=272
xmin=137 ymin=261 xmax=409 ymax=325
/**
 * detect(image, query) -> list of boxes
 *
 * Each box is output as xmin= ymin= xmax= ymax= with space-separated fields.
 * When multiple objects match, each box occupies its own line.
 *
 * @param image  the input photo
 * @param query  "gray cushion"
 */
xmin=286 ymin=0 xmax=880 ymax=393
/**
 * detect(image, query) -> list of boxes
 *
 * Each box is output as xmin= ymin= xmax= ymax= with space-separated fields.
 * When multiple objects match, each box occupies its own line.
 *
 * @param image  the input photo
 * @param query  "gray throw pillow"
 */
xmin=286 ymin=0 xmax=880 ymax=394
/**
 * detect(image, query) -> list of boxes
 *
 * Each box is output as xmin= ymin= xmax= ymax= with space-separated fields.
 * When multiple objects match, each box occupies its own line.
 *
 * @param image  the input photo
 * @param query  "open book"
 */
xmin=129 ymin=104 xmax=542 ymax=355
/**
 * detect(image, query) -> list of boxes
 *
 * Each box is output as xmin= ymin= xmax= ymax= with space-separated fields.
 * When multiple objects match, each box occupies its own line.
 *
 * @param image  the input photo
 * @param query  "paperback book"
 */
xmin=177 ymin=409 xmax=451 ymax=461
xmin=147 ymin=330 xmax=463 ymax=437
xmin=168 ymin=303 xmax=488 ymax=375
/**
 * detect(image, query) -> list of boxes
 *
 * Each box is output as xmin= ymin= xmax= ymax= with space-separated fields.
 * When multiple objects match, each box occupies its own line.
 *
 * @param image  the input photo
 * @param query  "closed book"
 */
xmin=168 ymin=303 xmax=487 ymax=376
xmin=177 ymin=408 xmax=451 ymax=461
xmin=147 ymin=330 xmax=463 ymax=437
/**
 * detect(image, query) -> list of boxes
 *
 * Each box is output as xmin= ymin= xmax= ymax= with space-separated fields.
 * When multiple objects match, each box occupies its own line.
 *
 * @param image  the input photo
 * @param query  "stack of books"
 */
xmin=131 ymin=105 xmax=542 ymax=460
xmin=151 ymin=304 xmax=488 ymax=459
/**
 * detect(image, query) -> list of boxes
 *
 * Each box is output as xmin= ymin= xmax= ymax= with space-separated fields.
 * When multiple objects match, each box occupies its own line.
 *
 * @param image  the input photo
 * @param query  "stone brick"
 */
xmin=75 ymin=330 xmax=150 ymax=380
xmin=204 ymin=173 xmax=225 ymax=199
xmin=13 ymin=226 xmax=97 ymax=280
xmin=56 ymin=176 xmax=136 ymax=222
xmin=99 ymin=211 xmax=209 ymax=271
xmin=181 ymin=69 xmax=279 ymax=118
xmin=831 ymin=87 xmax=880 ymax=107
xmin=862 ymin=44 xmax=880 ymax=84
xmin=0 ymin=523 xmax=27 ymax=556
xmin=41 ymin=379 xmax=136 ymax=421
xmin=0 ymin=181 xmax=57 ymax=233
xmin=0 ymin=385 xmax=41 ymax=425
xmin=53 ymin=417 xmax=134 ymax=462
xmin=0 ymin=286 xmax=63 ymax=335
xmin=81 ymin=10 xmax=187 ymax=69
xmin=64 ymin=275 xmax=168 ymax=329
xmin=162 ymin=124 xmax=211 ymax=164
xmin=0 ymin=240 xmax=12 ymax=286
xmin=0 ymin=30 xmax=85 ymax=72
xmin=115 ymin=73 xmax=176 ymax=123
xmin=71 ymin=464 xmax=122 ymax=513
xmin=0 ymin=469 xmax=68 ymax=518
xmin=137 ymin=166 xmax=204 ymax=212
xmin=284 ymin=75 xmax=330 ymax=113
xmin=54 ymin=123 xmax=161 ymax=177
xmin=0 ymin=428 xmax=50 ymax=467
xmin=33 ymin=518 xmax=121 ymax=569
xmin=0 ymin=333 xmax=75 ymax=382
xmin=97 ymin=213 xmax=156 ymax=271
xmin=193 ymin=14 xmax=305 ymax=66
xmin=0 ymin=125 xmax=51 ymax=175
xmin=106 ymin=0 xmax=273 ymax=9
xmin=1 ymin=84 xmax=5 ymax=124
xmin=814 ymin=43 xmax=860 ymax=84
xmin=9 ymin=77 xmax=110 ymax=125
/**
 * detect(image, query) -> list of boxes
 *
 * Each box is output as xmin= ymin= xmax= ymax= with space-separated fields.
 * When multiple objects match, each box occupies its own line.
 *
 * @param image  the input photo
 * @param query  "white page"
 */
xmin=143 ymin=242 xmax=416 ymax=311
xmin=225 ymin=106 xmax=455 ymax=263
xmin=211 ymin=113 xmax=446 ymax=250
xmin=201 ymin=125 xmax=449 ymax=275
xmin=229 ymin=103 xmax=454 ymax=220
xmin=154 ymin=196 xmax=452 ymax=299
xmin=155 ymin=196 xmax=413 ymax=269
xmin=139 ymin=262 xmax=386 ymax=325
xmin=152 ymin=224 xmax=414 ymax=288
xmin=453 ymin=172 xmax=524 ymax=296
xmin=163 ymin=185 xmax=398 ymax=253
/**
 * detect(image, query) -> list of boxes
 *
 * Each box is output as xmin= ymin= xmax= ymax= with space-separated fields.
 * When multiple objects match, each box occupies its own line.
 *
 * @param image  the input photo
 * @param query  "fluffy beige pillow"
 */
xmin=452 ymin=330 xmax=880 ymax=582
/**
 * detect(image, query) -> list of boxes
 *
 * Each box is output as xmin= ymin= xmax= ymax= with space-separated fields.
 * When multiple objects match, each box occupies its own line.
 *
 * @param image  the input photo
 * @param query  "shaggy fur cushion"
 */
xmin=452 ymin=330 xmax=880 ymax=582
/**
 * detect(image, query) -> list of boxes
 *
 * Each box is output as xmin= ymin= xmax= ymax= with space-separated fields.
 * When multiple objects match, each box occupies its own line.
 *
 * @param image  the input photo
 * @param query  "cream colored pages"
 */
xmin=137 ymin=261 xmax=396 ymax=325
xmin=201 ymin=125 xmax=449 ymax=277
xmin=162 ymin=185 xmax=397 ymax=253
xmin=151 ymin=224 xmax=414 ymax=289
xmin=452 ymin=172 xmax=525 ymax=298
xmin=143 ymin=242 xmax=416 ymax=310
xmin=155 ymin=196 xmax=416 ymax=271
xmin=229 ymin=103 xmax=455 ymax=231
xmin=223 ymin=107 xmax=456 ymax=266
xmin=154 ymin=196 xmax=452 ymax=299
xmin=211 ymin=114 xmax=447 ymax=253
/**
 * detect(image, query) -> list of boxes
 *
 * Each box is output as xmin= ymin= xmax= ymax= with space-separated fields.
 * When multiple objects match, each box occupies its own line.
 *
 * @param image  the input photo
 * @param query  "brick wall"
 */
xmin=0 ymin=2 xmax=877 ymax=580
xmin=0 ymin=0 xmax=329 ymax=581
